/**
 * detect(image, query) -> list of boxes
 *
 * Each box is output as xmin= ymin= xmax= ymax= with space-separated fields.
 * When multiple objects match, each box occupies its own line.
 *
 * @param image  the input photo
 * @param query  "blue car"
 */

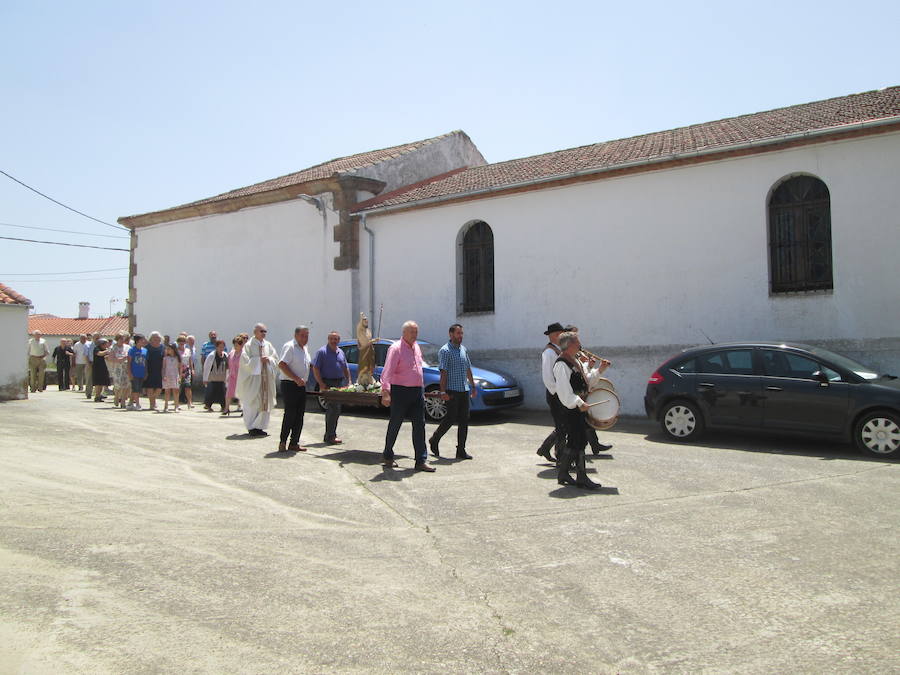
xmin=310 ymin=339 xmax=523 ymax=421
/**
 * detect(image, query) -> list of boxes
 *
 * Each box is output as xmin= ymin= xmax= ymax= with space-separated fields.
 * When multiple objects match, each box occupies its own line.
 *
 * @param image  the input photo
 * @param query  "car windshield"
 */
xmin=806 ymin=346 xmax=880 ymax=380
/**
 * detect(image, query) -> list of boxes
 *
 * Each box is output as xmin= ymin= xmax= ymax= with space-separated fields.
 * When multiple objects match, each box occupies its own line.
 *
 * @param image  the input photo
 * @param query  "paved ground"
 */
xmin=1 ymin=390 xmax=898 ymax=674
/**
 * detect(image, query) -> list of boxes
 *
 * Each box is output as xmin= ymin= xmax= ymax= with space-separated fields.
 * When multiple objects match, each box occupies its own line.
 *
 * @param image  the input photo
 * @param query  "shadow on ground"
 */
xmin=643 ymin=428 xmax=897 ymax=463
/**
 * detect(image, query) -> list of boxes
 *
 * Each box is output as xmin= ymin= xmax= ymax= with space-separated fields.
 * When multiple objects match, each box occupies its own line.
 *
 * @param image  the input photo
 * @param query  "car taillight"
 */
xmin=648 ymin=371 xmax=665 ymax=384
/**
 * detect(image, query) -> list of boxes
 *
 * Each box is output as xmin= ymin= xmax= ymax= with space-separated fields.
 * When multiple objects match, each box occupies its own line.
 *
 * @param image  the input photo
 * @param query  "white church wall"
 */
xmin=362 ymin=131 xmax=900 ymax=415
xmin=133 ymin=198 xmax=352 ymax=352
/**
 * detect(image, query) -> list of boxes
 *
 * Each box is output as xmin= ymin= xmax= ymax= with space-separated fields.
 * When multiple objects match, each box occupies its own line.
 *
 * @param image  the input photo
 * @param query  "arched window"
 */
xmin=459 ymin=220 xmax=494 ymax=313
xmin=768 ymin=175 xmax=833 ymax=293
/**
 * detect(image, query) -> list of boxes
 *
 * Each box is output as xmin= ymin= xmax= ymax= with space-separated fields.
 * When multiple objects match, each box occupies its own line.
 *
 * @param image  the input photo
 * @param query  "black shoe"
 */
xmin=249 ymin=428 xmax=268 ymax=437
xmin=428 ymin=437 xmax=440 ymax=458
xmin=536 ymin=447 xmax=555 ymax=463
xmin=575 ymin=475 xmax=602 ymax=490
xmin=592 ymin=443 xmax=613 ymax=455
xmin=456 ymin=451 xmax=473 ymax=460
xmin=556 ymin=449 xmax=575 ymax=486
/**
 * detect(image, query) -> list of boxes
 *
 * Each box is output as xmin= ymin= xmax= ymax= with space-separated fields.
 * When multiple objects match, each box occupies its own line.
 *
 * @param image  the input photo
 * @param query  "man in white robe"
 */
xmin=236 ymin=323 xmax=278 ymax=436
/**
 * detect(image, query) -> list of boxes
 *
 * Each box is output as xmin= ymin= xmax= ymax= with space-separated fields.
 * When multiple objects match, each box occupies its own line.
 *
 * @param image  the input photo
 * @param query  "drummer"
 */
xmin=553 ymin=331 xmax=609 ymax=490
xmin=565 ymin=325 xmax=613 ymax=455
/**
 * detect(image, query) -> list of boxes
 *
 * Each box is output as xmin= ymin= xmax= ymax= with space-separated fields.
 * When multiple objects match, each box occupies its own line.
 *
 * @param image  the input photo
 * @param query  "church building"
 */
xmin=120 ymin=87 xmax=900 ymax=414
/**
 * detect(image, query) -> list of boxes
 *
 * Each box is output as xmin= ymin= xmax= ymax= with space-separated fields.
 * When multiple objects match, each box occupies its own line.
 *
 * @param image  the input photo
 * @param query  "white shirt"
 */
xmin=553 ymin=358 xmax=605 ymax=410
xmin=73 ymin=341 xmax=89 ymax=364
xmin=28 ymin=338 xmax=48 ymax=358
xmin=279 ymin=339 xmax=311 ymax=381
xmin=541 ymin=343 xmax=561 ymax=394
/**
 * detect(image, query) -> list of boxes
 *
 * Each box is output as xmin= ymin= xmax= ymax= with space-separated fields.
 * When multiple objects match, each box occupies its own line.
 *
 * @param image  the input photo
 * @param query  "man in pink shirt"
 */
xmin=379 ymin=321 xmax=435 ymax=472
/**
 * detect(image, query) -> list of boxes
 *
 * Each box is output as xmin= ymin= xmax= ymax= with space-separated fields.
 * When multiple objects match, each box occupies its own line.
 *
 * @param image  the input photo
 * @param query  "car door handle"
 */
xmin=698 ymin=382 xmax=715 ymax=389
xmin=766 ymin=386 xmax=783 ymax=392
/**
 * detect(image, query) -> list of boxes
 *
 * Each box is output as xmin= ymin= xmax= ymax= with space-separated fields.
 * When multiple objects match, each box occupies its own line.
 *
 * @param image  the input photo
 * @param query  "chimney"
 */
xmin=78 ymin=302 xmax=90 ymax=319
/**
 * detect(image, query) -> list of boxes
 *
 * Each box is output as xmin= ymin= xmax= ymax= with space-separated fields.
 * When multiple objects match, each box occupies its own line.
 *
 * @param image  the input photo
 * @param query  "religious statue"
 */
xmin=356 ymin=312 xmax=376 ymax=387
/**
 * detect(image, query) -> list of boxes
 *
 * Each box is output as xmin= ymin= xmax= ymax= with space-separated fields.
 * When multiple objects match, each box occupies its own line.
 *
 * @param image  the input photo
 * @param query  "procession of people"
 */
xmin=26 ymin=318 xmax=615 ymax=487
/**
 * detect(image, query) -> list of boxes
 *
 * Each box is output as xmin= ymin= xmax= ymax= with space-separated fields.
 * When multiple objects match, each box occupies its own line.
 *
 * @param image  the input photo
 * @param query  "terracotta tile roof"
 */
xmin=28 ymin=315 xmax=129 ymax=337
xmin=356 ymin=86 xmax=900 ymax=211
xmin=0 ymin=283 xmax=32 ymax=306
xmin=123 ymin=131 xmax=467 ymax=220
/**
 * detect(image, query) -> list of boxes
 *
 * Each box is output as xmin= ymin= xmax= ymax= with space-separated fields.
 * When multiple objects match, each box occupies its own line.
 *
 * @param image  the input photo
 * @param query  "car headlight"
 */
xmin=474 ymin=378 xmax=496 ymax=389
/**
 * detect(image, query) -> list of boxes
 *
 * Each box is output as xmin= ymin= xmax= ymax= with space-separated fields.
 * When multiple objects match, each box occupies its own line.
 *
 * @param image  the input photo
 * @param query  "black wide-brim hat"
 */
xmin=544 ymin=322 xmax=565 ymax=335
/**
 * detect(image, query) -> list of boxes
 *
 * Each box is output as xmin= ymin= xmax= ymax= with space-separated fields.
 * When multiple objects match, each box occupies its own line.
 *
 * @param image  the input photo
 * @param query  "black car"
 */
xmin=644 ymin=342 xmax=900 ymax=458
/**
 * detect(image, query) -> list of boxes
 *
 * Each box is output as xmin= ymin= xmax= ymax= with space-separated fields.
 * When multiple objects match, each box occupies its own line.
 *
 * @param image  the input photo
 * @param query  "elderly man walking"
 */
xmin=236 ymin=323 xmax=278 ymax=437
xmin=84 ymin=332 xmax=99 ymax=398
xmin=312 ymin=330 xmax=353 ymax=445
xmin=277 ymin=326 xmax=311 ymax=452
xmin=428 ymin=323 xmax=476 ymax=460
xmin=380 ymin=321 xmax=435 ymax=472
xmin=27 ymin=331 xmax=50 ymax=392
xmin=72 ymin=334 xmax=89 ymax=391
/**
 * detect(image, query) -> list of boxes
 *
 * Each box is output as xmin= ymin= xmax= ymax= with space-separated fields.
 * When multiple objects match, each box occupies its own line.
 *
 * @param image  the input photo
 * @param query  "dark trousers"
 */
xmin=57 ymin=361 xmax=70 ymax=390
xmin=383 ymin=385 xmax=427 ymax=463
xmin=539 ymin=389 xmax=607 ymax=454
xmin=564 ymin=407 xmax=588 ymax=454
xmin=204 ymin=381 xmax=226 ymax=408
xmin=322 ymin=377 xmax=344 ymax=440
xmin=430 ymin=390 xmax=470 ymax=453
xmin=538 ymin=390 xmax=567 ymax=456
xmin=279 ymin=380 xmax=307 ymax=444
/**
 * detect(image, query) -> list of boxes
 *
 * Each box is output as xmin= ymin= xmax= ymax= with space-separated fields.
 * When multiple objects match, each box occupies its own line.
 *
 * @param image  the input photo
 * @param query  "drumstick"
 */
xmin=585 ymin=399 xmax=610 ymax=407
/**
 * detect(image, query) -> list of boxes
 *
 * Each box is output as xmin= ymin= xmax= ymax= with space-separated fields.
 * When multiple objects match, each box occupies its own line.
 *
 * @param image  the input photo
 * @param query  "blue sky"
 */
xmin=2 ymin=0 xmax=898 ymax=317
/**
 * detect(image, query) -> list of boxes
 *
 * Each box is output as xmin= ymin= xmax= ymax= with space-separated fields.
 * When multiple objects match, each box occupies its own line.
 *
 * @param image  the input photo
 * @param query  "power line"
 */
xmin=0 ymin=221 xmax=129 ymax=240
xmin=0 ymin=267 xmax=128 ymax=276
xmin=7 ymin=276 xmax=128 ymax=283
xmin=0 ymin=235 xmax=128 ymax=251
xmin=0 ymin=169 xmax=128 ymax=232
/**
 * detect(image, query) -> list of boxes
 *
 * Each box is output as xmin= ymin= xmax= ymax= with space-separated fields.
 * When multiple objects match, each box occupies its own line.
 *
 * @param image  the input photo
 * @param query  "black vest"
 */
xmin=556 ymin=356 xmax=587 ymax=397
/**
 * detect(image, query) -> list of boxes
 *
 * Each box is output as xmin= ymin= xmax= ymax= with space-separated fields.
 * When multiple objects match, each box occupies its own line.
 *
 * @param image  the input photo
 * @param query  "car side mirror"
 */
xmin=811 ymin=371 xmax=829 ymax=386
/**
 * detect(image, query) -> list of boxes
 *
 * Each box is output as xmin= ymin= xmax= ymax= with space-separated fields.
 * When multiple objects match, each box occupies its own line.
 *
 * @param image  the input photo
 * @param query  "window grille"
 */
xmin=768 ymin=176 xmax=832 ymax=293
xmin=461 ymin=221 xmax=494 ymax=313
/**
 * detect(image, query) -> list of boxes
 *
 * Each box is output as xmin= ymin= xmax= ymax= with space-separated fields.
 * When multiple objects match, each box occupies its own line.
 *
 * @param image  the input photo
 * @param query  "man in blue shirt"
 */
xmin=311 ymin=331 xmax=353 ymax=444
xmin=200 ymin=331 xmax=218 ymax=411
xmin=429 ymin=323 xmax=476 ymax=460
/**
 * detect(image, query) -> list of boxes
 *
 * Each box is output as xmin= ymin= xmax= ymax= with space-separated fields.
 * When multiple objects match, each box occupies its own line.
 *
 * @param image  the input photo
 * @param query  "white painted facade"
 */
xmin=0 ymin=304 xmax=30 ymax=400
xmin=132 ymin=198 xmax=354 ymax=351
xmin=358 ymin=131 xmax=900 ymax=414
xmin=130 ymin=131 xmax=900 ymax=415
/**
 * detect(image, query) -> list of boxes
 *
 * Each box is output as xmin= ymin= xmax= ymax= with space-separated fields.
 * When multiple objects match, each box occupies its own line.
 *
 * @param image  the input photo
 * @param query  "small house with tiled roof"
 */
xmin=28 ymin=312 xmax=130 ymax=347
xmin=120 ymin=87 xmax=900 ymax=413
xmin=0 ymin=282 xmax=33 ymax=400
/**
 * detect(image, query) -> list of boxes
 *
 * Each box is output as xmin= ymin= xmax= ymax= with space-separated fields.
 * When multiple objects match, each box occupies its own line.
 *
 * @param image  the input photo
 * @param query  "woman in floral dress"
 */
xmin=109 ymin=332 xmax=132 ymax=409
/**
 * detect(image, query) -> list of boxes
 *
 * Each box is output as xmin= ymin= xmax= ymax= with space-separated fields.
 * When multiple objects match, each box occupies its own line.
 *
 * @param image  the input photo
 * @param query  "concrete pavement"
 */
xmin=1 ymin=391 xmax=898 ymax=673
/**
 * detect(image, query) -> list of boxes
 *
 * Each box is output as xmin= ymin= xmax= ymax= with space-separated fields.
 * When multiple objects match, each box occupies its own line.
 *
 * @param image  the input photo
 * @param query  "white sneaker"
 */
xmin=126 ymin=402 xmax=135 ymax=411
xmin=135 ymin=402 xmax=142 ymax=410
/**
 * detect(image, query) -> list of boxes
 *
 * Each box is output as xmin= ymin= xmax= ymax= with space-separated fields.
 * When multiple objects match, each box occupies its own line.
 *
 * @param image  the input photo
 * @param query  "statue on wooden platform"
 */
xmin=356 ymin=312 xmax=375 ymax=387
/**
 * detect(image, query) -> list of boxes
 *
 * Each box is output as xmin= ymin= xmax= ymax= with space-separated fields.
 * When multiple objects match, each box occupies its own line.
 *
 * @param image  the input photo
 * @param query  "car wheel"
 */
xmin=424 ymin=386 xmax=447 ymax=422
xmin=311 ymin=385 xmax=329 ymax=412
xmin=855 ymin=410 xmax=900 ymax=458
xmin=660 ymin=400 xmax=705 ymax=441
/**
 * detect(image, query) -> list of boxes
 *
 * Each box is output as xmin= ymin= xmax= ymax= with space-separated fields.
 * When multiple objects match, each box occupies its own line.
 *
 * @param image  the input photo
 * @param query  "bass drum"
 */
xmin=585 ymin=387 xmax=619 ymax=431
xmin=594 ymin=377 xmax=616 ymax=393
